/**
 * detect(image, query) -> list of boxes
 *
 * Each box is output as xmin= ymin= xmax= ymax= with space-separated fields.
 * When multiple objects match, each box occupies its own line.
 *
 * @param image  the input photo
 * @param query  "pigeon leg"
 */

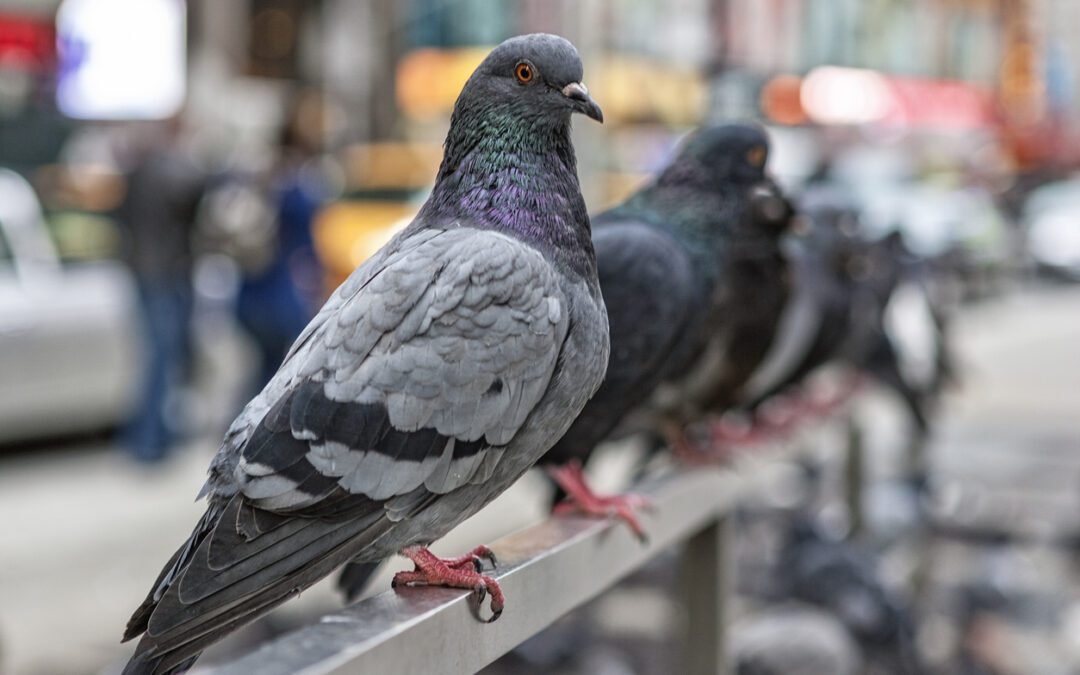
xmin=547 ymin=460 xmax=651 ymax=542
xmin=668 ymin=422 xmax=732 ymax=465
xmin=392 ymin=546 xmax=504 ymax=622
xmin=796 ymin=373 xmax=866 ymax=418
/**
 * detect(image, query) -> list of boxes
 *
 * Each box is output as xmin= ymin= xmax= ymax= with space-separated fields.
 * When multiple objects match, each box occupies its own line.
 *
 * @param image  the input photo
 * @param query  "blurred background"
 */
xmin=1 ymin=0 xmax=1079 ymax=673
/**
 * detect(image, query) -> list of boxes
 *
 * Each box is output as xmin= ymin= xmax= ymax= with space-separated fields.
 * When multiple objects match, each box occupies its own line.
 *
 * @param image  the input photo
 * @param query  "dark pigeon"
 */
xmin=776 ymin=516 xmax=922 ymax=674
xmin=737 ymin=190 xmax=864 ymax=413
xmin=697 ymin=180 xmax=796 ymax=413
xmin=121 ymin=33 xmax=608 ymax=675
xmin=539 ymin=124 xmax=785 ymax=535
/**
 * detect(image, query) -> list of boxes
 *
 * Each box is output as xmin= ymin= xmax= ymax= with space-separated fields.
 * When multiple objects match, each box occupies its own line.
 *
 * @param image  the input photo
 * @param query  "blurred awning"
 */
xmin=766 ymin=67 xmax=999 ymax=131
xmin=885 ymin=76 xmax=998 ymax=130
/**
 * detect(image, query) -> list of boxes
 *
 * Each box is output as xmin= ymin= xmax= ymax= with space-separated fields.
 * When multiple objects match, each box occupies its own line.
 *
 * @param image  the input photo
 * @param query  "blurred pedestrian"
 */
xmin=234 ymin=90 xmax=328 ymax=394
xmin=116 ymin=119 xmax=206 ymax=462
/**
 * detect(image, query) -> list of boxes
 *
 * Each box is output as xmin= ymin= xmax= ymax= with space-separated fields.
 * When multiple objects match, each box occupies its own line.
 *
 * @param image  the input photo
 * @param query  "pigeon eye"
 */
xmin=746 ymin=146 xmax=766 ymax=168
xmin=514 ymin=62 xmax=534 ymax=84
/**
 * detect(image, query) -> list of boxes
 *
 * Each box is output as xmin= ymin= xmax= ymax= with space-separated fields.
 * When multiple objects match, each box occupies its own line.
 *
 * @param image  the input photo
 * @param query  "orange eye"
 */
xmin=515 ymin=62 xmax=534 ymax=84
xmin=746 ymin=146 xmax=766 ymax=168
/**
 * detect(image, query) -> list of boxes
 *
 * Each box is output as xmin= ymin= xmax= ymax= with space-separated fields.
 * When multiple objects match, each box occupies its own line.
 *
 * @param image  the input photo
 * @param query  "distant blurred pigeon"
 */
xmin=738 ymin=191 xmax=864 ymax=413
xmin=777 ymin=516 xmax=921 ymax=673
xmin=697 ymin=179 xmax=796 ymax=412
xmin=741 ymin=187 xmax=954 ymax=439
xmin=540 ymin=125 xmax=781 ymax=535
xmin=122 ymin=33 xmax=608 ymax=675
xmin=733 ymin=606 xmax=861 ymax=675
xmin=876 ymin=231 xmax=957 ymax=434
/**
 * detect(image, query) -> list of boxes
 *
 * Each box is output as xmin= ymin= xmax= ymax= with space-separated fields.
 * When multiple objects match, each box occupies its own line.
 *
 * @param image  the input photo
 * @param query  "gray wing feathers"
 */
xmin=238 ymin=228 xmax=567 ymax=505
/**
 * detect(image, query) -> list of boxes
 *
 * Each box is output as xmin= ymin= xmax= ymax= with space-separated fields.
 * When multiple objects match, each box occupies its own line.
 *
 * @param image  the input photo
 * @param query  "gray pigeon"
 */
xmin=121 ymin=33 xmax=608 ymax=675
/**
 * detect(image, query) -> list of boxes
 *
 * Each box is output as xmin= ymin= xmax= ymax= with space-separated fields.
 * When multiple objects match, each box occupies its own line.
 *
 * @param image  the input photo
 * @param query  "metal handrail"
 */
xmin=209 ymin=467 xmax=742 ymax=675
xmin=209 ymin=415 xmax=862 ymax=675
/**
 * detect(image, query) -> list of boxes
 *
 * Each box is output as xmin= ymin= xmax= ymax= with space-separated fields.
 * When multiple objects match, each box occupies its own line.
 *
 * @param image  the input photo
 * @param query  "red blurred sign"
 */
xmin=0 ymin=13 xmax=55 ymax=70
xmin=794 ymin=66 xmax=999 ymax=131
xmin=884 ymin=77 xmax=998 ymax=130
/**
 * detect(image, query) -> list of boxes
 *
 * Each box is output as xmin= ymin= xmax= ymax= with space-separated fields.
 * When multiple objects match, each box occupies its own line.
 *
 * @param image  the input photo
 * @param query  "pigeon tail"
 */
xmin=122 ymin=651 xmax=198 ymax=675
xmin=121 ymin=495 xmax=395 ymax=674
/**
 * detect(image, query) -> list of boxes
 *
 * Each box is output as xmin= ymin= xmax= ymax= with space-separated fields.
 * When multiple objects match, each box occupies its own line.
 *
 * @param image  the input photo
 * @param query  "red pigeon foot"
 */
xmin=392 ymin=546 xmax=504 ymax=622
xmin=547 ymin=460 xmax=651 ymax=542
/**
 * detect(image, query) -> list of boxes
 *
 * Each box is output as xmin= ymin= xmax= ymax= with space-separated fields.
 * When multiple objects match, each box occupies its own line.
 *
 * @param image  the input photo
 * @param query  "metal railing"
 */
xmin=210 ymin=417 xmax=863 ymax=675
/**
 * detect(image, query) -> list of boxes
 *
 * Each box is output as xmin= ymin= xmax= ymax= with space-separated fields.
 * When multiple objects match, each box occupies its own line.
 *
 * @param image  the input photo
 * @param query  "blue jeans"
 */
xmin=123 ymin=282 xmax=193 ymax=462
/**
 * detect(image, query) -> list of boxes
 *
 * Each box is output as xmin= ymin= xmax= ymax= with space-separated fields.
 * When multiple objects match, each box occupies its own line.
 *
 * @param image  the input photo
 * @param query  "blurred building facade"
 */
xmin=2 ymin=0 xmax=1080 ymax=281
xmin=2 ymin=1 xmax=1079 ymax=170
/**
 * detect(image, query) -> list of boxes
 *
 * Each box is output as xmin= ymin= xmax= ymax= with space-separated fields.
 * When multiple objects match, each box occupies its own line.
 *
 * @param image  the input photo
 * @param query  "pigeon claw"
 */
xmin=393 ymin=546 xmax=505 ymax=623
xmin=469 ymin=582 xmax=504 ymax=623
xmin=547 ymin=460 xmax=651 ymax=543
xmin=438 ymin=545 xmax=498 ymax=573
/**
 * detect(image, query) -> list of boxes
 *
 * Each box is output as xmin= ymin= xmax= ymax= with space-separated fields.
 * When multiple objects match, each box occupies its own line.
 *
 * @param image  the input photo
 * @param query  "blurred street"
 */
xmin=2 ymin=282 xmax=1078 ymax=675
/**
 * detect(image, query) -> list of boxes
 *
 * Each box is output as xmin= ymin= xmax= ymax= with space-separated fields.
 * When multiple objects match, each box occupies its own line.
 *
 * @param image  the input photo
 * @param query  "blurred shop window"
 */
xmin=56 ymin=0 xmax=186 ymax=120
xmin=405 ymin=0 xmax=512 ymax=48
xmin=247 ymin=0 xmax=308 ymax=79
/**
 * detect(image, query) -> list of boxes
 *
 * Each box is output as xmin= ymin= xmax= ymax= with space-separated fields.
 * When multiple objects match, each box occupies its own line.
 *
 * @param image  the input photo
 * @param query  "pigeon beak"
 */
xmin=562 ymin=82 xmax=604 ymax=123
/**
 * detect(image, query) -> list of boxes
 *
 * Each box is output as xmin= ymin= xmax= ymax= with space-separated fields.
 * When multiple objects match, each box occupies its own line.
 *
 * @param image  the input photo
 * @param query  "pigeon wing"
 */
xmin=236 ymin=226 xmax=569 ymax=507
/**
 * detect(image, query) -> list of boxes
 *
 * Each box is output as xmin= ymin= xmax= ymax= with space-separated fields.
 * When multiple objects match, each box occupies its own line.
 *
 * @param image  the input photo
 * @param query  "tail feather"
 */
xmin=122 ymin=494 xmax=399 ymax=674
xmin=124 ymin=506 xmax=224 ymax=642
xmin=122 ymin=651 xmax=199 ymax=675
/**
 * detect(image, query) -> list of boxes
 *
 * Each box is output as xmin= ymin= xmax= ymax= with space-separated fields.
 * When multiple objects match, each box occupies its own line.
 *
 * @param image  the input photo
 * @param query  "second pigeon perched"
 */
xmin=540 ymin=124 xmax=778 ymax=536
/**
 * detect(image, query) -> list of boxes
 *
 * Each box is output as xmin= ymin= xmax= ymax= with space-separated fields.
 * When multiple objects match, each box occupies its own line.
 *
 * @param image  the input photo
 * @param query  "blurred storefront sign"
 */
xmin=55 ymin=0 xmax=185 ymax=120
xmin=0 ymin=13 xmax=55 ymax=71
xmin=313 ymin=142 xmax=442 ymax=286
xmin=396 ymin=47 xmax=704 ymax=125
xmin=763 ymin=67 xmax=997 ymax=132
xmin=315 ymin=199 xmax=416 ymax=288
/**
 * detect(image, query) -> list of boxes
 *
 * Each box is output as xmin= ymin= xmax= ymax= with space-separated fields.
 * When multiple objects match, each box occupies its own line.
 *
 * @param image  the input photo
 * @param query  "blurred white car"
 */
xmin=0 ymin=168 xmax=140 ymax=443
xmin=1023 ymin=177 xmax=1080 ymax=279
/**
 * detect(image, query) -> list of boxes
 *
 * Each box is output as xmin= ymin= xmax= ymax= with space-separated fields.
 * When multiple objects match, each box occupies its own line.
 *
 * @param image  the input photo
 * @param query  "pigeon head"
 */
xmin=459 ymin=33 xmax=604 ymax=126
xmin=668 ymin=123 xmax=771 ymax=187
xmin=422 ymin=34 xmax=602 ymax=278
